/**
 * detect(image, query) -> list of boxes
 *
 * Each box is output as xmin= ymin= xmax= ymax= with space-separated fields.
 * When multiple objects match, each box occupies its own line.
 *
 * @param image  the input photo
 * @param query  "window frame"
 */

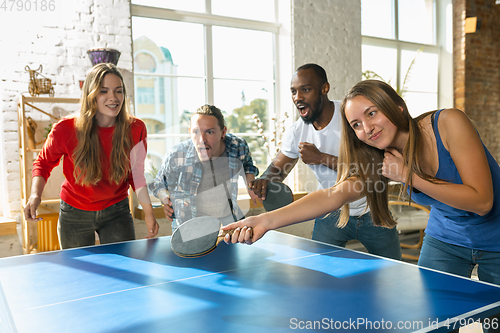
xmin=130 ymin=2 xmax=284 ymax=187
xmin=131 ymin=4 xmax=280 ymax=123
xmin=361 ymin=0 xmax=452 ymax=112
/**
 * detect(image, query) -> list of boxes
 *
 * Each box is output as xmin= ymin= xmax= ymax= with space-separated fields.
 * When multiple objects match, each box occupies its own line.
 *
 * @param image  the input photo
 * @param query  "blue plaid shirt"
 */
xmin=149 ymin=133 xmax=258 ymax=230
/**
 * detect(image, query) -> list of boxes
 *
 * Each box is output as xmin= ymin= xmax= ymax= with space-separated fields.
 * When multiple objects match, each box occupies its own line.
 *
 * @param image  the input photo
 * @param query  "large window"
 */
xmin=131 ymin=1 xmax=279 ymax=185
xmin=361 ymin=0 xmax=453 ymax=117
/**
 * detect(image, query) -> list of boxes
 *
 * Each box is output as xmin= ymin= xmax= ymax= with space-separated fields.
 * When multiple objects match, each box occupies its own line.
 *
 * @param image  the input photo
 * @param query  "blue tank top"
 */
xmin=409 ymin=109 xmax=500 ymax=251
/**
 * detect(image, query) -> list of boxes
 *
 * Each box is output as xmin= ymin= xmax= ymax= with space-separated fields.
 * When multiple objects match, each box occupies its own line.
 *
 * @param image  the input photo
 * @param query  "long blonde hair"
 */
xmin=73 ymin=63 xmax=132 ymax=186
xmin=337 ymin=80 xmax=435 ymax=228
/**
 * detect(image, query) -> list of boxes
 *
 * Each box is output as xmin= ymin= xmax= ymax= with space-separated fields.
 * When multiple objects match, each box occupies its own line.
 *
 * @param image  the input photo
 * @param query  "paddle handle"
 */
xmin=216 ymin=227 xmax=253 ymax=246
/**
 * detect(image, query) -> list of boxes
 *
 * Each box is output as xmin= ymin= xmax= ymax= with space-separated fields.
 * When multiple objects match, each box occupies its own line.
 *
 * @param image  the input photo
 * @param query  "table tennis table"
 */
xmin=1 ymin=231 xmax=500 ymax=333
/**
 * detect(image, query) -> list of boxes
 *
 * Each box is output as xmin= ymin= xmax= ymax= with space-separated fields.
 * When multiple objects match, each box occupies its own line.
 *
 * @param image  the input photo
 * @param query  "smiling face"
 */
xmin=95 ymin=73 xmax=124 ymax=127
xmin=290 ymin=68 xmax=325 ymax=125
xmin=344 ymin=95 xmax=400 ymax=150
xmin=190 ymin=114 xmax=227 ymax=161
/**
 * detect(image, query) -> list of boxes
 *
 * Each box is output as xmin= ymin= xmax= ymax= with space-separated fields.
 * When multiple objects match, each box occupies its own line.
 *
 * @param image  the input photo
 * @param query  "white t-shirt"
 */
xmin=280 ymin=100 xmax=368 ymax=216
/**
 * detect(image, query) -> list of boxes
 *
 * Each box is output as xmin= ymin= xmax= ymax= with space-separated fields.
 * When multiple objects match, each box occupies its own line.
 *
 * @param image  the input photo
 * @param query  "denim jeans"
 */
xmin=58 ymin=198 xmax=135 ymax=249
xmin=419 ymin=234 xmax=500 ymax=333
xmin=312 ymin=210 xmax=402 ymax=260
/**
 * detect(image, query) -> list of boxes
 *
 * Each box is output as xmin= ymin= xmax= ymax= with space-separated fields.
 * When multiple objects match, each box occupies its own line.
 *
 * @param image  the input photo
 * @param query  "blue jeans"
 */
xmin=419 ymin=234 xmax=500 ymax=333
xmin=58 ymin=198 xmax=135 ymax=249
xmin=312 ymin=210 xmax=402 ymax=260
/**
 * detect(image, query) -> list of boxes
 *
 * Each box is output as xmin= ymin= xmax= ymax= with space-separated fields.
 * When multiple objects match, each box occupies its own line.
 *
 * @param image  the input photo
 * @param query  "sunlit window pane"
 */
xmin=133 ymin=76 xmax=206 ymax=133
xmin=134 ymin=75 xmax=206 ymax=171
xmin=213 ymin=79 xmax=273 ymax=128
xmin=398 ymin=0 xmax=435 ymax=44
xmin=132 ymin=2 xmax=278 ymax=189
xmin=132 ymin=17 xmax=205 ymax=77
xmin=176 ymin=78 xmax=207 ymax=115
xmin=400 ymin=49 xmax=438 ymax=116
xmin=404 ymin=92 xmax=437 ymax=117
xmin=239 ymin=135 xmax=270 ymax=177
xmin=361 ymin=0 xmax=443 ymax=118
xmin=212 ymin=0 xmax=275 ymax=22
xmin=212 ymin=27 xmax=274 ymax=80
xmin=214 ymin=79 xmax=274 ymax=172
xmin=131 ymin=0 xmax=205 ymax=13
xmin=400 ymin=49 xmax=438 ymax=94
xmin=361 ymin=0 xmax=395 ymax=39
xmin=146 ymin=136 xmax=185 ymax=182
xmin=362 ymin=44 xmax=398 ymax=89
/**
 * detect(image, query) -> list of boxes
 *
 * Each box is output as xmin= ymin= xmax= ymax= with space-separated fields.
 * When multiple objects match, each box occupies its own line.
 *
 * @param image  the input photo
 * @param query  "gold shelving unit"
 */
xmin=18 ymin=95 xmax=80 ymax=253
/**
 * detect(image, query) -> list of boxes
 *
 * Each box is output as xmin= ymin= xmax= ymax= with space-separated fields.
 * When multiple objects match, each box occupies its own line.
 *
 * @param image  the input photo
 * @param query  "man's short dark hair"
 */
xmin=194 ymin=104 xmax=226 ymax=130
xmin=296 ymin=63 xmax=328 ymax=86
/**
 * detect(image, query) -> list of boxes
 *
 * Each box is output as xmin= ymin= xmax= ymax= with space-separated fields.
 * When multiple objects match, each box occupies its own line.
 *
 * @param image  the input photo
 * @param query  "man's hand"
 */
xmin=298 ymin=142 xmax=338 ymax=170
xmin=156 ymin=190 xmax=174 ymax=221
xmin=252 ymin=153 xmax=297 ymax=201
xmin=247 ymin=186 xmax=261 ymax=205
xmin=249 ymin=178 xmax=270 ymax=200
xmin=161 ymin=197 xmax=174 ymax=221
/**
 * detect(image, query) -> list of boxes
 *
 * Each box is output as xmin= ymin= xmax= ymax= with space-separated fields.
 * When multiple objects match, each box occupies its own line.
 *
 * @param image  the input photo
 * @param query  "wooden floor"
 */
xmin=0 ymin=232 xmax=23 ymax=258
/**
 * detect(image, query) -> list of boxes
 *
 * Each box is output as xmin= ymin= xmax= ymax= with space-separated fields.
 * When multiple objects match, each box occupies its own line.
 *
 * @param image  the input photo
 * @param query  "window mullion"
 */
xmin=205 ymin=24 xmax=214 ymax=105
xmin=394 ymin=0 xmax=399 ymax=40
xmin=394 ymin=0 xmax=401 ymax=92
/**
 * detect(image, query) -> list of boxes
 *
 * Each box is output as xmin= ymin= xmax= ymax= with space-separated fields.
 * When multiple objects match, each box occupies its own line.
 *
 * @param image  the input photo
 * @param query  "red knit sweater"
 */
xmin=33 ymin=116 xmax=148 ymax=211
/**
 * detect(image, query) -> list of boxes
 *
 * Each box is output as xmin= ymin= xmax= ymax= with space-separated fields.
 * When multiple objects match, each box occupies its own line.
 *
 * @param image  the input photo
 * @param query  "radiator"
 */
xmin=37 ymin=213 xmax=61 ymax=252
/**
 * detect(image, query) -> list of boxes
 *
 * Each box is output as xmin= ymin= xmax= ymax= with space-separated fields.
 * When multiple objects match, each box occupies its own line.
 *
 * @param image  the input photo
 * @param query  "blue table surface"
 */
xmin=1 ymin=231 xmax=500 ymax=333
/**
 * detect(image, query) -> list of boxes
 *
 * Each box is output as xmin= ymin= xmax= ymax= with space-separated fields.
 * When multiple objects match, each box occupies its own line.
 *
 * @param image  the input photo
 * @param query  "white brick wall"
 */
xmin=290 ymin=0 xmax=361 ymax=192
xmin=292 ymin=0 xmax=361 ymax=99
xmin=0 ymin=0 xmax=133 ymax=220
xmin=0 ymin=81 xmax=5 ymax=218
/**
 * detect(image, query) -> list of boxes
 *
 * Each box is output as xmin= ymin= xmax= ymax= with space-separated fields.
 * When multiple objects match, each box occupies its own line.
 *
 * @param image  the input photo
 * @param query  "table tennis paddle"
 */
xmin=262 ymin=181 xmax=293 ymax=212
xmin=170 ymin=216 xmax=252 ymax=258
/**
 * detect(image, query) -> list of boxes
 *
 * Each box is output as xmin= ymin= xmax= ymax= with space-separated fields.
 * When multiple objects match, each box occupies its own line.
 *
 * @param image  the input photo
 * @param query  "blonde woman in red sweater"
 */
xmin=24 ymin=63 xmax=159 ymax=249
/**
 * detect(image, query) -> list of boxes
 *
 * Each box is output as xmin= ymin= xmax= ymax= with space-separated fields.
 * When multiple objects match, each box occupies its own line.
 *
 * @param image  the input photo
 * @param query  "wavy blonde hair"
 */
xmin=337 ymin=80 xmax=436 ymax=228
xmin=73 ymin=63 xmax=132 ymax=186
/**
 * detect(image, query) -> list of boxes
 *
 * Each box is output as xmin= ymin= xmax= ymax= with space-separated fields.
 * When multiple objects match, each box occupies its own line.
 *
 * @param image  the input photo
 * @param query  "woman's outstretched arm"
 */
xmin=222 ymin=178 xmax=363 ymax=244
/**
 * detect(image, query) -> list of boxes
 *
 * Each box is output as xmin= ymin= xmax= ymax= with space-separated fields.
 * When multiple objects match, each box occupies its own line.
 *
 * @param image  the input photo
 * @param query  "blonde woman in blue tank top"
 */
xmin=338 ymin=80 xmax=500 ymax=332
xmin=224 ymin=79 xmax=500 ymax=332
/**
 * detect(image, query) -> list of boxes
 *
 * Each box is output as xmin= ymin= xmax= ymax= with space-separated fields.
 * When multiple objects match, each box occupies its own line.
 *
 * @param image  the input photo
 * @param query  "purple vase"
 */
xmin=87 ymin=48 xmax=121 ymax=66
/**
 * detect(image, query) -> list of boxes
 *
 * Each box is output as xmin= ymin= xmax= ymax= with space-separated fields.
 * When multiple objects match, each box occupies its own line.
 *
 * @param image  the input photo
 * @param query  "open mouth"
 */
xmin=197 ymin=146 xmax=211 ymax=159
xmin=296 ymin=104 xmax=310 ymax=118
xmin=106 ymin=104 xmax=119 ymax=110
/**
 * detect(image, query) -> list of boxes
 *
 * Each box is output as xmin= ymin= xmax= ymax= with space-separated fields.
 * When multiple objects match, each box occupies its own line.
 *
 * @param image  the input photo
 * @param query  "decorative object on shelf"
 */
xmin=25 ymin=117 xmax=55 ymax=149
xmin=26 ymin=117 xmax=37 ymax=150
xmin=252 ymin=112 xmax=289 ymax=157
xmin=25 ymin=65 xmax=55 ymax=97
xmin=87 ymin=48 xmax=121 ymax=66
xmin=18 ymin=96 xmax=80 ymax=253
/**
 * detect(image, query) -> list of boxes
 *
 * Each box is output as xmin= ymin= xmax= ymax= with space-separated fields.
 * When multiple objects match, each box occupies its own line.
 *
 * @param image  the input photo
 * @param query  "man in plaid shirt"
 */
xmin=149 ymin=104 xmax=259 ymax=232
